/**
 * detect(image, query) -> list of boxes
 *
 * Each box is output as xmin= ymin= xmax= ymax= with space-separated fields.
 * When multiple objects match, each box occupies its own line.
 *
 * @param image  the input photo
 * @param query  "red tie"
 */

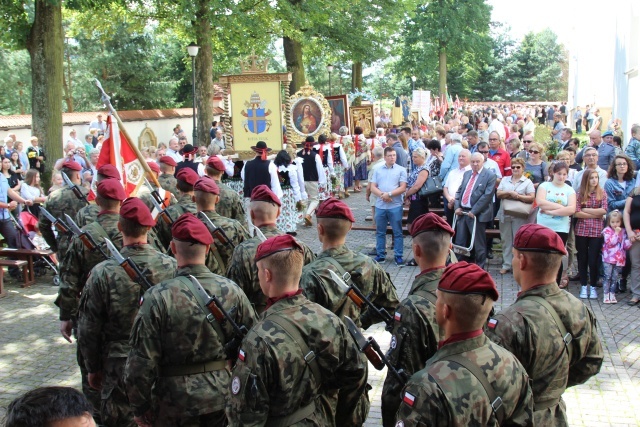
xmin=462 ymin=172 xmax=478 ymax=205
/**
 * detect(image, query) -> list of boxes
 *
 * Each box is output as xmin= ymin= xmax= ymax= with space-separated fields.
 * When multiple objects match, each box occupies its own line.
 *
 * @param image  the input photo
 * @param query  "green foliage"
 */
xmin=0 ymin=48 xmax=31 ymax=114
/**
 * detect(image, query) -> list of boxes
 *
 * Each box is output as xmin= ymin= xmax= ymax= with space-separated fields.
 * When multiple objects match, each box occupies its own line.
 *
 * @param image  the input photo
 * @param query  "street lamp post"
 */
xmin=187 ymin=42 xmax=200 ymax=143
xmin=327 ymin=64 xmax=334 ymax=96
xmin=411 ymin=75 xmax=416 ymax=91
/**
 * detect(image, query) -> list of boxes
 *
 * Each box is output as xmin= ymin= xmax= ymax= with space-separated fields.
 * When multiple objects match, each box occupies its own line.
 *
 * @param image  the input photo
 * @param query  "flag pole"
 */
xmin=94 ymin=79 xmax=162 ymax=188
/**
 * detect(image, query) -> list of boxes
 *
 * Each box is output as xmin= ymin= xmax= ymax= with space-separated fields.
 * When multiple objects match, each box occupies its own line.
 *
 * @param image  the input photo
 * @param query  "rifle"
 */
xmin=344 ymin=316 xmax=409 ymax=386
xmin=64 ymin=214 xmax=109 ymax=260
xmin=104 ymin=238 xmax=154 ymax=292
xmin=149 ymin=193 xmax=173 ymax=225
xmin=187 ymin=275 xmax=248 ymax=359
xmin=40 ymin=207 xmax=71 ymax=234
xmin=144 ymin=178 xmax=167 ymax=209
xmin=328 ymin=269 xmax=394 ymax=331
xmin=61 ymin=171 xmax=88 ymax=203
xmin=197 ymin=212 xmax=235 ymax=250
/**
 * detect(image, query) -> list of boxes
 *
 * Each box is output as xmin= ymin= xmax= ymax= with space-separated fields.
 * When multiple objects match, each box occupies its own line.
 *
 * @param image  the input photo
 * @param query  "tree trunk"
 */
xmin=283 ymin=36 xmax=304 ymax=94
xmin=194 ymin=0 xmax=214 ymax=148
xmin=27 ymin=0 xmax=63 ymax=185
xmin=438 ymin=41 xmax=447 ymax=96
xmin=351 ymin=62 xmax=363 ymax=91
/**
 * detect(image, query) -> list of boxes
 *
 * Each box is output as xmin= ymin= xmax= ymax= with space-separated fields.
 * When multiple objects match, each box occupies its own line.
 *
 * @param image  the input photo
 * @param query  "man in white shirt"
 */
xmin=165 ymin=137 xmax=183 ymax=163
xmin=488 ymin=112 xmax=505 ymax=141
xmin=66 ymin=129 xmax=83 ymax=149
xmin=89 ymin=114 xmax=106 ymax=134
xmin=443 ymin=149 xmax=471 ymax=225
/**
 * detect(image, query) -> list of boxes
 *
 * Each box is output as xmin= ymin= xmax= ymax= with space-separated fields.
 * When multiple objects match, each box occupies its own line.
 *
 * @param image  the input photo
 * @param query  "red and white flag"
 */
xmin=89 ymin=114 xmax=146 ymax=200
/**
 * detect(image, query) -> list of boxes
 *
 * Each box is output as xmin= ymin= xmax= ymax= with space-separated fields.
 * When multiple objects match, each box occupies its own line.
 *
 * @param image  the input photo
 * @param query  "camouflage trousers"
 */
xmin=155 ymin=409 xmax=227 ymax=427
xmin=75 ymin=328 xmax=102 ymax=424
xmin=101 ymin=358 xmax=136 ymax=427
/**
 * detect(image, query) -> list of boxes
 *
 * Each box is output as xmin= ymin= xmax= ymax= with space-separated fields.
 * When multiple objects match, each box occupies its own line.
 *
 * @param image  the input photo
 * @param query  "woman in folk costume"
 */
xmin=274 ymin=149 xmax=305 ymax=234
xmin=352 ymin=126 xmax=369 ymax=192
xmin=339 ymin=126 xmax=355 ymax=196
xmin=314 ymin=134 xmax=334 ymax=201
xmin=328 ymin=133 xmax=349 ymax=199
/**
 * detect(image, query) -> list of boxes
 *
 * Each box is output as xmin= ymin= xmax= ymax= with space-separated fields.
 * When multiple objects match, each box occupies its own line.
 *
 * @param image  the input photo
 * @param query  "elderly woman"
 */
xmin=496 ymin=157 xmax=535 ymax=274
xmin=404 ymin=147 xmax=430 ymax=266
xmin=525 ymin=142 xmax=548 ymax=188
xmin=508 ymin=138 xmax=522 ymax=159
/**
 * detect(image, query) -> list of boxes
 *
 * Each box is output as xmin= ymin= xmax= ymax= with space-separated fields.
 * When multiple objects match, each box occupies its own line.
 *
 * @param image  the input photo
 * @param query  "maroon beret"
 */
xmin=316 ymin=198 xmax=355 ymax=222
xmin=62 ymin=160 xmax=82 ymax=171
xmin=513 ymin=223 xmax=567 ymax=255
xmin=176 ymin=168 xmax=199 ymax=186
xmin=194 ymin=176 xmax=220 ymax=195
xmin=438 ymin=261 xmax=499 ymax=301
xmin=120 ymin=197 xmax=155 ymax=227
xmin=97 ymin=164 xmax=120 ymax=180
xmin=171 ymin=212 xmax=214 ymax=245
xmin=147 ymin=162 xmax=160 ymax=174
xmin=96 ymin=179 xmax=126 ymax=201
xmin=250 ymin=184 xmax=281 ymax=206
xmin=255 ymin=234 xmax=303 ymax=262
xmin=158 ymin=156 xmax=177 ymax=167
xmin=206 ymin=156 xmax=226 ymax=172
xmin=410 ymin=213 xmax=454 ymax=237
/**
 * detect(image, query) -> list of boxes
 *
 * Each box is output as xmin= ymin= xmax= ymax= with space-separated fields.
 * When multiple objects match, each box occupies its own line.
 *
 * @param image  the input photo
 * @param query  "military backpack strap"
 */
xmin=442 ymin=354 xmax=505 ymax=425
xmin=322 ymin=257 xmax=355 ymax=315
xmin=520 ymin=295 xmax=574 ymax=362
xmin=176 ymin=276 xmax=227 ymax=345
xmin=411 ymin=288 xmax=437 ymax=306
xmin=197 ymin=214 xmax=227 ymax=271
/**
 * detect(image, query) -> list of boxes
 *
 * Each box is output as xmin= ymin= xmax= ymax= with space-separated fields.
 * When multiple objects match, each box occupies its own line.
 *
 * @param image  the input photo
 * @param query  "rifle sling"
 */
xmin=176 ymin=276 xmax=227 ymax=345
xmin=197 ymin=215 xmax=227 ymax=271
xmin=520 ymin=295 xmax=574 ymax=362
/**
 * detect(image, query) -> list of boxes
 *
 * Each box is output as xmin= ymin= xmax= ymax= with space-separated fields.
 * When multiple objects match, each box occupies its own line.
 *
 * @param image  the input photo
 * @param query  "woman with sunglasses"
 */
xmin=525 ymin=142 xmax=548 ymax=188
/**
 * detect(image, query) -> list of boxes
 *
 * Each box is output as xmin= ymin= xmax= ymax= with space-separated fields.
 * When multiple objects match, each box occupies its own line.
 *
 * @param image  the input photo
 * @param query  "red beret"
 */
xmin=176 ymin=168 xmax=199 ymax=186
xmin=97 ymin=164 xmax=120 ymax=180
xmin=206 ymin=156 xmax=226 ymax=172
xmin=316 ymin=198 xmax=355 ymax=222
xmin=120 ymin=197 xmax=155 ymax=227
xmin=513 ymin=223 xmax=567 ymax=255
xmin=147 ymin=162 xmax=160 ymax=174
xmin=171 ymin=212 xmax=214 ymax=245
xmin=194 ymin=176 xmax=220 ymax=195
xmin=96 ymin=179 xmax=126 ymax=201
xmin=410 ymin=213 xmax=454 ymax=237
xmin=62 ymin=160 xmax=82 ymax=171
xmin=255 ymin=234 xmax=302 ymax=262
xmin=158 ymin=156 xmax=177 ymax=167
xmin=438 ymin=261 xmax=499 ymax=301
xmin=250 ymin=185 xmax=281 ymax=206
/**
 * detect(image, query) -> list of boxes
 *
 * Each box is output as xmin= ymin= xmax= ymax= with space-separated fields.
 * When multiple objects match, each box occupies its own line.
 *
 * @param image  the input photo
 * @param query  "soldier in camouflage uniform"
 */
xmin=299 ymin=197 xmax=399 ymax=330
xmin=226 ymin=234 xmax=368 ymax=426
xmin=485 ymin=224 xmax=604 ymax=426
xmin=153 ymin=167 xmax=198 ymax=249
xmin=137 ymin=161 xmax=178 ymax=217
xmin=77 ymin=198 xmax=177 ymax=427
xmin=381 ymin=213 xmax=452 ymax=426
xmin=124 ymin=213 xmax=256 ymax=427
xmin=227 ymin=185 xmax=315 ymax=314
xmin=38 ymin=160 xmax=88 ymax=266
xmin=395 ymin=262 xmax=534 ymax=426
xmin=158 ymin=155 xmax=179 ymax=195
xmin=75 ymin=164 xmax=120 ymax=227
xmin=204 ymin=155 xmax=248 ymax=229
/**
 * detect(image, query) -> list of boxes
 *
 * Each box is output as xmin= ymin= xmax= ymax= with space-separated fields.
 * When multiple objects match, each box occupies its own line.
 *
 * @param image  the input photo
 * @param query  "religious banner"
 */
xmin=288 ymin=84 xmax=331 ymax=145
xmin=412 ymin=90 xmax=431 ymax=122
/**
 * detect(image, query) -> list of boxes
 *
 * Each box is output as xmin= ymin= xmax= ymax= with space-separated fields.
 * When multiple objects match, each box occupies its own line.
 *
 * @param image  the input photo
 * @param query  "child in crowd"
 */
xmin=602 ymin=210 xmax=632 ymax=303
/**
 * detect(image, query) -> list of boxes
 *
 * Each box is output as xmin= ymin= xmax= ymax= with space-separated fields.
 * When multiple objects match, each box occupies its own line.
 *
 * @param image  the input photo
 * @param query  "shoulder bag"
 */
xmin=502 ymin=180 xmax=533 ymax=219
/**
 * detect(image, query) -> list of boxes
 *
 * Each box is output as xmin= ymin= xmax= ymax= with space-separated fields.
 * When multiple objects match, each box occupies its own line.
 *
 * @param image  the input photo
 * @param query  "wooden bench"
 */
xmin=0 ymin=248 xmax=55 ymax=287
xmin=0 ymin=259 xmax=28 ymax=297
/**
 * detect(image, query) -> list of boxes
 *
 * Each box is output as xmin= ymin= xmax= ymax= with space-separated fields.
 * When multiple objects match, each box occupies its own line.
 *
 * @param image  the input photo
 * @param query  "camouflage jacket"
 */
xmin=225 ymin=293 xmax=368 ymax=427
xmin=300 ymin=244 xmax=399 ymax=329
xmin=124 ymin=264 xmax=257 ymax=420
xmin=199 ymin=210 xmax=250 ymax=272
xmin=153 ymin=194 xmax=197 ymax=249
xmin=77 ymin=244 xmax=177 ymax=373
xmin=396 ymin=333 xmax=534 ymax=426
xmin=57 ymin=212 xmax=122 ymax=320
xmin=38 ymin=185 xmax=88 ymax=254
xmin=75 ymin=203 xmax=100 ymax=227
xmin=226 ymin=224 xmax=316 ymax=314
xmin=485 ymin=283 xmax=604 ymax=426
xmin=216 ymin=181 xmax=248 ymax=230
xmin=158 ymin=173 xmax=178 ymax=196
xmin=381 ymin=267 xmax=444 ymax=427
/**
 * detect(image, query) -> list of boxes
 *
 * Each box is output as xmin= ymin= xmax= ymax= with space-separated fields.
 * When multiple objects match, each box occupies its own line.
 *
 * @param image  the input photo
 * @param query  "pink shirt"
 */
xmin=601 ymin=226 xmax=632 ymax=266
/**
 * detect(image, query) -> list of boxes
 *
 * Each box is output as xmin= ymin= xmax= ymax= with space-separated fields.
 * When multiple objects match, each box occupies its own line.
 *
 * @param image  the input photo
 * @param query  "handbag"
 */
xmin=503 ymin=181 xmax=533 ymax=219
xmin=419 ymin=175 xmax=443 ymax=197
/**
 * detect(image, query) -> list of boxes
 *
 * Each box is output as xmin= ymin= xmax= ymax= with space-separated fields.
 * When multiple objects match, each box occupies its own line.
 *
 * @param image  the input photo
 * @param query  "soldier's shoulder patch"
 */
xmin=390 ymin=335 xmax=397 ymax=349
xmin=231 ymin=376 xmax=241 ymax=395
xmin=402 ymin=391 xmax=416 ymax=407
xmin=394 ymin=311 xmax=402 ymax=322
xmin=238 ymin=348 xmax=246 ymax=361
xmin=487 ymin=318 xmax=499 ymax=329
xmin=395 ymin=422 xmax=405 ymax=427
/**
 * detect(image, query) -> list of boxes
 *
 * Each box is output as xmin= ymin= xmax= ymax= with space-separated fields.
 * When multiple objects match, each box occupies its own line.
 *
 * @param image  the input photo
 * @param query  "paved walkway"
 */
xmin=1 ymin=190 xmax=640 ymax=426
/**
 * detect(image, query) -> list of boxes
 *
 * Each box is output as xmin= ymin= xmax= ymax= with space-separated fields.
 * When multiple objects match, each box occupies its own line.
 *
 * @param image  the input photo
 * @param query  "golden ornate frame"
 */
xmin=287 ymin=84 xmax=331 ymax=145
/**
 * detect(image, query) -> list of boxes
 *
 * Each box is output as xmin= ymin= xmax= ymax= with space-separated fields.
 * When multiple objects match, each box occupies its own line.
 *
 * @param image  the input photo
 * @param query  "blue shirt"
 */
xmin=604 ymin=177 xmax=636 ymax=212
xmin=536 ymin=182 xmax=575 ymax=233
xmin=0 ymin=174 xmax=10 ymax=220
xmin=392 ymin=142 xmax=409 ymax=170
xmin=373 ymin=163 xmax=407 ymax=210
xmin=439 ymin=143 xmax=462 ymax=181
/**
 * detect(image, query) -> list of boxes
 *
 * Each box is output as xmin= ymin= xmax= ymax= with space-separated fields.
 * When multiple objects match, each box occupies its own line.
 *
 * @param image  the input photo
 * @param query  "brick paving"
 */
xmin=1 ymin=190 xmax=640 ymax=426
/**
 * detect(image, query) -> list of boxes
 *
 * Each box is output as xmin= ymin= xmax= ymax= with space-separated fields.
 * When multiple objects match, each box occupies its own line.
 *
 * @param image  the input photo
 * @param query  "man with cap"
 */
xmin=175 ymin=143 xmax=204 ymax=176
xmin=205 ymin=155 xmax=248 ymax=229
xmin=125 ymin=213 xmax=257 ymax=427
xmin=298 ymin=136 xmax=327 ymax=226
xmin=38 ymin=159 xmax=89 ymax=262
xmin=77 ymin=198 xmax=177 ymax=427
xmin=154 ymin=167 xmax=199 ymax=249
xmin=75 ymin=164 xmax=120 ymax=227
xmin=395 ymin=262 xmax=534 ymax=426
xmin=485 ymin=224 xmax=604 ymax=426
xmin=157 ymin=155 xmax=179 ymax=196
xmin=193 ymin=176 xmax=250 ymax=273
xmin=380 ymin=213 xmax=452 ymax=426
xmin=227 ymin=185 xmax=315 ymax=314
xmin=225 ymin=235 xmax=368 ymax=426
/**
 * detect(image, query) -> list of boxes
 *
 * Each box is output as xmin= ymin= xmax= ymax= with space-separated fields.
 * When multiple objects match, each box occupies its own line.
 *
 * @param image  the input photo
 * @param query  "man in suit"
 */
xmin=454 ymin=152 xmax=497 ymax=269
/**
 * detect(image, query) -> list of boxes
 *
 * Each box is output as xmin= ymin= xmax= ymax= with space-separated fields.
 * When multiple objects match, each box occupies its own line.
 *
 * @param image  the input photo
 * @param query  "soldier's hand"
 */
xmin=88 ymin=371 xmax=103 ymax=390
xmin=60 ymin=320 xmax=73 ymax=343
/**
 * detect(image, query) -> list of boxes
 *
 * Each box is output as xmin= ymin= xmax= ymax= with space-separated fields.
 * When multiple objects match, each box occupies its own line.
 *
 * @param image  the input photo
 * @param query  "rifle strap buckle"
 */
xmin=304 ymin=351 xmax=316 ymax=363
